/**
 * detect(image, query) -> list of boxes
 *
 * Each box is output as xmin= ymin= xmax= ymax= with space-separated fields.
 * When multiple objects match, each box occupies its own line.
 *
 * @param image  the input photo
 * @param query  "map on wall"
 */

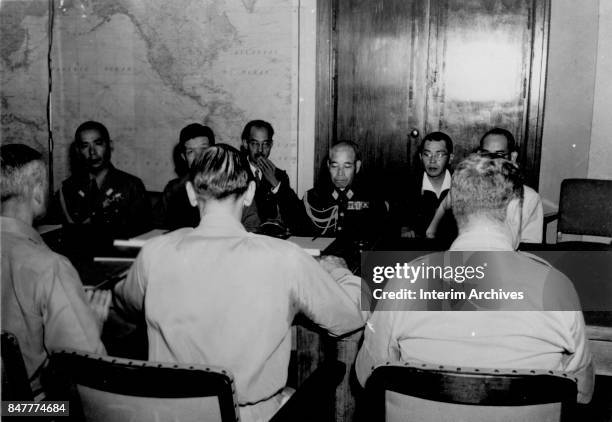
xmin=1 ymin=0 xmax=299 ymax=191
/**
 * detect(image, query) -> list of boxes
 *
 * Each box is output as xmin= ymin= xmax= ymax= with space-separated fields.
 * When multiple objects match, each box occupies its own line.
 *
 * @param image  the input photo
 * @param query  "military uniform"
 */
xmin=303 ymin=181 xmax=387 ymax=240
xmin=54 ymin=164 xmax=151 ymax=239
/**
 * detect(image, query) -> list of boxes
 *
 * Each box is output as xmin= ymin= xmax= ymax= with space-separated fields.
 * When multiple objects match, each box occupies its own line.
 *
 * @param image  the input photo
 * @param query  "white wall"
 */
xmin=588 ymin=0 xmax=612 ymax=180
xmin=539 ymin=0 xmax=599 ymax=212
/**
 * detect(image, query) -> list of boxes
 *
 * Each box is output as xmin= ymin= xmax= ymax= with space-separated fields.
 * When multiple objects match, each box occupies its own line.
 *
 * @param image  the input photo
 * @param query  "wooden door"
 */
xmin=316 ymin=0 xmax=549 ymax=189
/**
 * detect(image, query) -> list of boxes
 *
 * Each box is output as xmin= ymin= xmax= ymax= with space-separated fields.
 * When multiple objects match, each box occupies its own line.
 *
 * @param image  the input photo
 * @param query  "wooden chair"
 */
xmin=46 ymin=349 xmax=345 ymax=422
xmin=363 ymin=362 xmax=577 ymax=422
xmin=1 ymin=331 xmax=33 ymax=401
xmin=544 ymin=178 xmax=612 ymax=245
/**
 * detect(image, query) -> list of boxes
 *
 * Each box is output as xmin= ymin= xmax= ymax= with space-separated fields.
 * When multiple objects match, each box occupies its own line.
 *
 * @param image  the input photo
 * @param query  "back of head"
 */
xmin=179 ymin=123 xmax=216 ymax=148
xmin=1 ymin=144 xmax=47 ymax=206
xmin=451 ymin=153 xmax=522 ymax=228
xmin=479 ymin=128 xmax=516 ymax=152
xmin=419 ymin=131 xmax=453 ymax=154
xmin=189 ymin=144 xmax=249 ymax=202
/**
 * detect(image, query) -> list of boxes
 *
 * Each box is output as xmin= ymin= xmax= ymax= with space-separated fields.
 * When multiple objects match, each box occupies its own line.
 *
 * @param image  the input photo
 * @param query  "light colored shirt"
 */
xmin=507 ymin=184 xmax=544 ymax=243
xmin=356 ymin=222 xmax=594 ymax=403
xmin=1 ymin=216 xmax=105 ymax=396
xmin=114 ymin=211 xmax=365 ymax=421
xmin=422 ymin=169 xmax=452 ymax=198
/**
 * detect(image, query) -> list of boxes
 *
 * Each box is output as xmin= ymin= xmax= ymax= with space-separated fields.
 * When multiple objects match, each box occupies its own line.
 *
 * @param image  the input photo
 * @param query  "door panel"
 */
xmin=335 ymin=0 xmax=429 ymax=181
xmin=426 ymin=0 xmax=533 ymax=168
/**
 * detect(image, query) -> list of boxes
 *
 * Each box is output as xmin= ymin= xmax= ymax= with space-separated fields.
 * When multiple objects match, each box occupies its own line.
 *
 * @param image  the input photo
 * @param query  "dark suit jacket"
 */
xmin=244 ymin=160 xmax=304 ymax=234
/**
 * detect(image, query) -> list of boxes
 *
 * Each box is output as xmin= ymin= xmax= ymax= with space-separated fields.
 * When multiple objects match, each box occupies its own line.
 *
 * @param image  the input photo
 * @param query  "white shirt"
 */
xmin=115 ymin=211 xmax=365 ymax=421
xmin=422 ymin=170 xmax=452 ymax=198
xmin=507 ymin=185 xmax=544 ymax=243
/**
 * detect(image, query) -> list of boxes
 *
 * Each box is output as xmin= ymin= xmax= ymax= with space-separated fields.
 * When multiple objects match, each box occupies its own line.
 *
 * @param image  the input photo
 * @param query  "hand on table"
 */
xmin=256 ymin=157 xmax=279 ymax=188
xmin=85 ymin=289 xmax=112 ymax=329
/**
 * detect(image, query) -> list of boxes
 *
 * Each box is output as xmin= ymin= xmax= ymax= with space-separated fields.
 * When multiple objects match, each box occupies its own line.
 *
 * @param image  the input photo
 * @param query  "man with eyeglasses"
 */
xmin=425 ymin=128 xmax=543 ymax=244
xmin=394 ymin=131 xmax=456 ymax=244
xmin=240 ymin=119 xmax=303 ymax=234
xmin=479 ymin=128 xmax=543 ymax=243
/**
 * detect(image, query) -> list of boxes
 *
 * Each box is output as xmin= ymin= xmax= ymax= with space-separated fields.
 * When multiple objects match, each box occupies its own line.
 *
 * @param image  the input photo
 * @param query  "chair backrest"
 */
xmin=1 ymin=331 xmax=34 ymax=401
xmin=47 ymin=349 xmax=240 ymax=422
xmin=364 ymin=362 xmax=577 ymax=422
xmin=558 ymin=178 xmax=612 ymax=239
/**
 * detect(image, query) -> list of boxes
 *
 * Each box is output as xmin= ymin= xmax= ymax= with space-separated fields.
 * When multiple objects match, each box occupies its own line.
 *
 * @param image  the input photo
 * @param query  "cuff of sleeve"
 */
xmin=330 ymin=267 xmax=353 ymax=280
xmin=271 ymin=181 xmax=281 ymax=194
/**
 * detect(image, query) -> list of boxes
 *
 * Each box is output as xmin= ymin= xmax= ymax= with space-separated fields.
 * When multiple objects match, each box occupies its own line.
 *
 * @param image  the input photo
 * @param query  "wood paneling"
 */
xmin=335 ymin=0 xmax=429 ymax=182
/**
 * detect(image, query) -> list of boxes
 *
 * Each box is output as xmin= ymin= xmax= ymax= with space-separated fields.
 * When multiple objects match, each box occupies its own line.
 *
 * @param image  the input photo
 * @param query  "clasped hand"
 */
xmin=256 ymin=156 xmax=279 ymax=188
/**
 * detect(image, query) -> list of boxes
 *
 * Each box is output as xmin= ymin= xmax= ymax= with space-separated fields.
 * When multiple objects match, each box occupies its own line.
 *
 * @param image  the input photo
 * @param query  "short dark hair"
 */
xmin=74 ymin=121 xmax=110 ymax=144
xmin=480 ymin=128 xmax=516 ymax=152
xmin=329 ymin=140 xmax=361 ymax=162
xmin=451 ymin=153 xmax=523 ymax=228
xmin=419 ymin=131 xmax=453 ymax=154
xmin=241 ymin=120 xmax=274 ymax=141
xmin=189 ymin=144 xmax=249 ymax=201
xmin=179 ymin=123 xmax=216 ymax=150
xmin=1 ymin=144 xmax=46 ymax=203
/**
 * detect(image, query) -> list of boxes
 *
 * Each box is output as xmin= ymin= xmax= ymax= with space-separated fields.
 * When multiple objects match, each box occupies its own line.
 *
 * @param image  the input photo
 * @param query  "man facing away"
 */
xmin=240 ymin=119 xmax=303 ymax=234
xmin=51 ymin=121 xmax=151 ymax=241
xmin=393 ymin=131 xmax=456 ymax=244
xmin=114 ymin=144 xmax=365 ymax=422
xmin=1 ymin=144 xmax=109 ymax=399
xmin=356 ymin=153 xmax=594 ymax=403
xmin=302 ymin=140 xmax=387 ymax=240
xmin=426 ymin=128 xmax=544 ymax=243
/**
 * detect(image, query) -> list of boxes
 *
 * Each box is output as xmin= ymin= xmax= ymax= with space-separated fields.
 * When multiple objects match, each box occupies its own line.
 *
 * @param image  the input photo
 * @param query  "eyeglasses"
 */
xmin=248 ymin=140 xmax=272 ymax=149
xmin=422 ymin=151 xmax=448 ymax=160
xmin=477 ymin=149 xmax=510 ymax=159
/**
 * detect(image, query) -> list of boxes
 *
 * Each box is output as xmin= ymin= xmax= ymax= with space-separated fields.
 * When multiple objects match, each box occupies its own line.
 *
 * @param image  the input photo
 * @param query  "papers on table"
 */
xmin=288 ymin=236 xmax=335 ymax=256
xmin=113 ymin=229 xmax=167 ymax=248
xmin=35 ymin=224 xmax=62 ymax=235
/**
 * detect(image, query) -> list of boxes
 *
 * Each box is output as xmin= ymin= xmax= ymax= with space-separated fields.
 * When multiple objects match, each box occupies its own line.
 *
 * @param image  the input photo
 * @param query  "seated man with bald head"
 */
xmin=302 ymin=140 xmax=388 ymax=240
